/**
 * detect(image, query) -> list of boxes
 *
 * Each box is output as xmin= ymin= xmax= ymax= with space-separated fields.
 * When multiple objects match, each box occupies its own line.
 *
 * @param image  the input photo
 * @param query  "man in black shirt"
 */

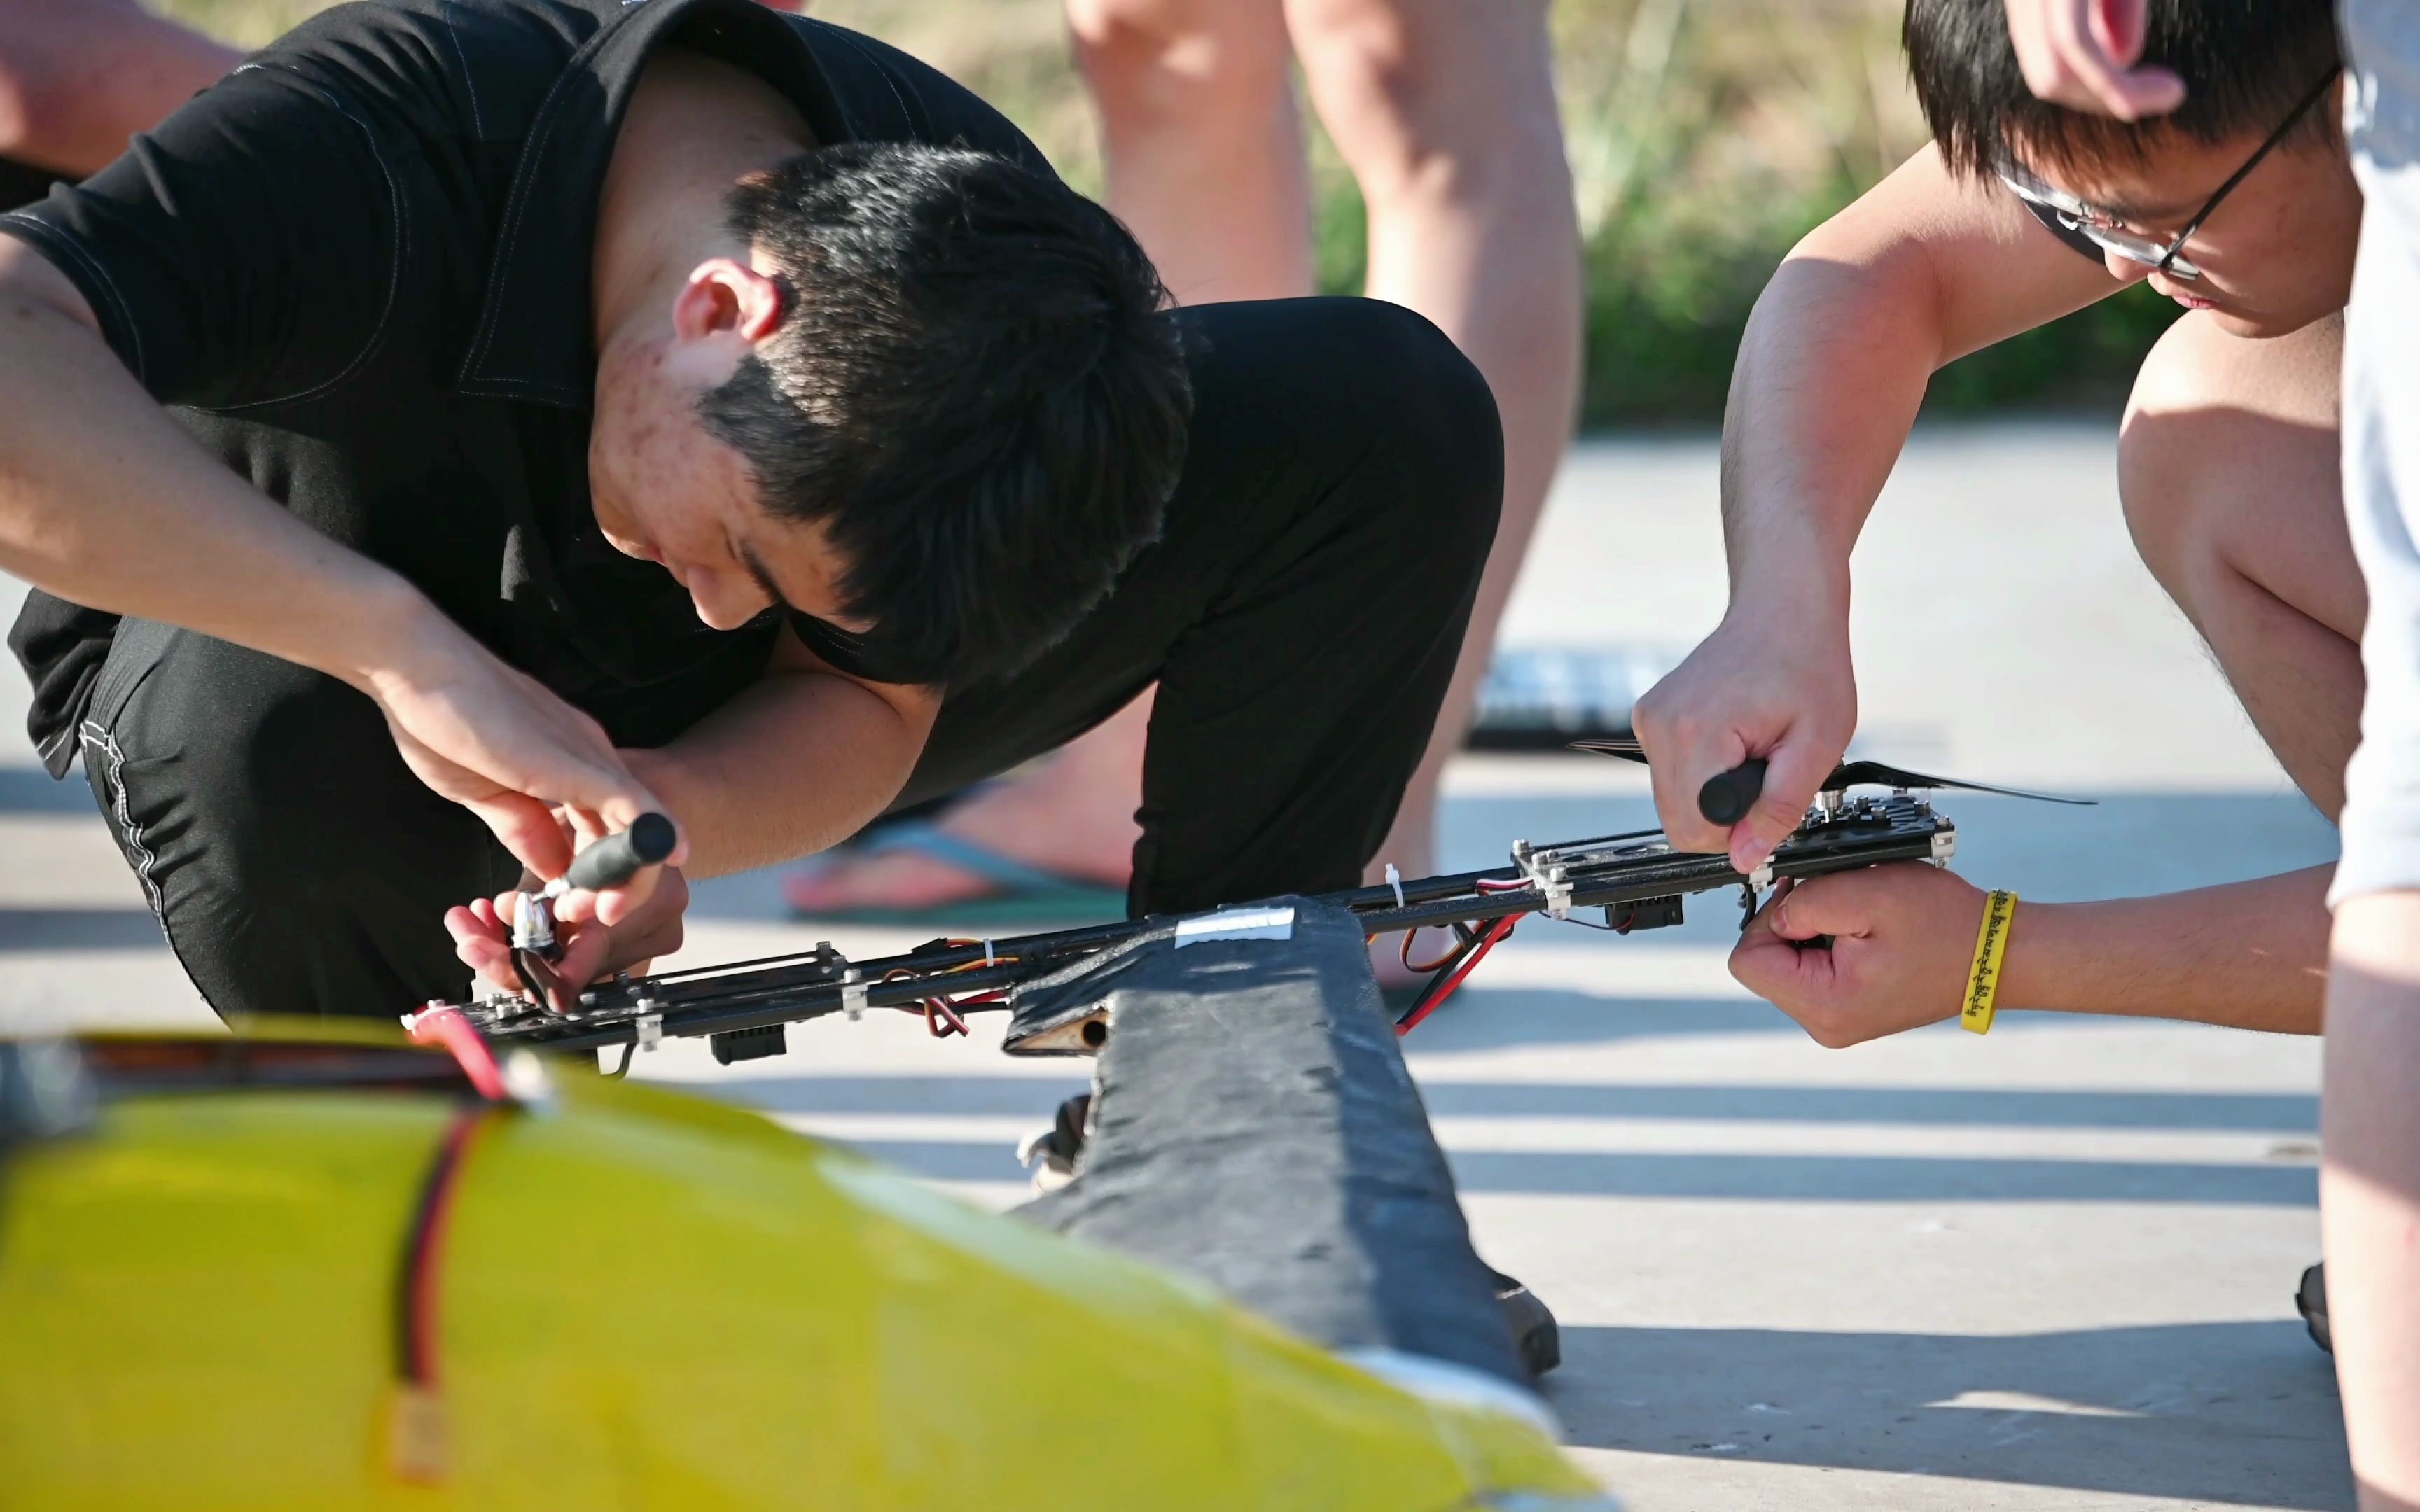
xmin=0 ymin=0 xmax=1500 ymax=1018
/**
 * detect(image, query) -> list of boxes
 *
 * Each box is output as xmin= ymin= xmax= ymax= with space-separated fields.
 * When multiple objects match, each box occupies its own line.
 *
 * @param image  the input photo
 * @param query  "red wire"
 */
xmin=407 ymin=1007 xmax=508 ymax=1101
xmin=1394 ymin=916 xmax=1515 ymax=1036
xmin=395 ymin=1011 xmax=506 ymax=1392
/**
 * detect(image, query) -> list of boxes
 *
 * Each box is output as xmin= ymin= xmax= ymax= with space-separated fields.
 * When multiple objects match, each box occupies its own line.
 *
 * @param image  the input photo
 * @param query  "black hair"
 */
xmin=1904 ymin=0 xmax=2342 ymax=177
xmin=699 ymin=143 xmax=1189 ymax=688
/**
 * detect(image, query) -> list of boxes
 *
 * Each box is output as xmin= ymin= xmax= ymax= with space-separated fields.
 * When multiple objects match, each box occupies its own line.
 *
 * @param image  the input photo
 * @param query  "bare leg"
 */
xmin=1286 ymin=0 xmax=1580 ymax=876
xmin=2118 ymin=311 xmax=2362 ymax=816
xmin=1066 ymin=0 xmax=1312 ymax=304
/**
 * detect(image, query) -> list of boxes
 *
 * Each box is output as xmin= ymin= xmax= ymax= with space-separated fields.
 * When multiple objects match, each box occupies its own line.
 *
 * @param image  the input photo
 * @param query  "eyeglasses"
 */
xmin=1997 ymin=70 xmax=2339 ymax=283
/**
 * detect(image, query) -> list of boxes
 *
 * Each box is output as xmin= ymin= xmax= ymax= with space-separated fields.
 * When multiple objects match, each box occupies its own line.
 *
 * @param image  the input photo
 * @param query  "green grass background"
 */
xmin=169 ymin=0 xmax=2177 ymax=426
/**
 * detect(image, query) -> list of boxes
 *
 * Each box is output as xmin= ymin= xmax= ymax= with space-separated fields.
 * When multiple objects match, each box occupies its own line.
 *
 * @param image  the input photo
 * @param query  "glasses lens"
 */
xmin=2075 ymin=222 xmax=2201 ymax=279
xmin=1996 ymin=169 xmax=2201 ymax=281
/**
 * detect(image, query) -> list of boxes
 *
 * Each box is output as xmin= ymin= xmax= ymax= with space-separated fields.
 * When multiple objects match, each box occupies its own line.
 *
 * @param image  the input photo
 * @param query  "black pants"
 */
xmin=78 ymin=299 xmax=1503 ymax=1020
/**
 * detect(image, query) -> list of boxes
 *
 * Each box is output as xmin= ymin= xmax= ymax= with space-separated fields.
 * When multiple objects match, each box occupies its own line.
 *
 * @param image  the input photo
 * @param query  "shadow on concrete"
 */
xmin=812 ymin=1135 xmax=2314 ymax=1205
xmin=1438 ymin=1149 xmax=2314 ymax=1205
xmin=0 ymin=907 xmax=162 ymax=951
xmin=714 ymin=1072 xmax=2316 ymax=1133
xmin=1552 ymin=1320 xmax=2349 ymax=1509
xmin=1395 ymin=988 xmax=1795 ymax=1050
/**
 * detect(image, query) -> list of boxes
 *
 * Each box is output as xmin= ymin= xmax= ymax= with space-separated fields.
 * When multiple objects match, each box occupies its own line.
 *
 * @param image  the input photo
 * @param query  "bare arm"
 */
xmin=625 ymin=626 xmax=938 ymax=878
xmin=2000 ymin=867 xmax=2328 ymax=1031
xmin=0 ymin=241 xmax=413 ymax=673
xmin=0 ymin=237 xmax=667 ymax=883
xmin=0 ymin=0 xmax=237 ymax=176
xmin=1734 ymin=860 xmax=2330 ymax=1045
xmin=1720 ymin=146 xmax=2118 ymax=598
xmin=1639 ymin=146 xmax=2122 ymax=867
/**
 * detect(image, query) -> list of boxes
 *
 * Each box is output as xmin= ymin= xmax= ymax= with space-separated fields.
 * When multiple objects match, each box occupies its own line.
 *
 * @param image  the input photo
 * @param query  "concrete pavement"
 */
xmin=0 ymin=424 xmax=2350 ymax=1508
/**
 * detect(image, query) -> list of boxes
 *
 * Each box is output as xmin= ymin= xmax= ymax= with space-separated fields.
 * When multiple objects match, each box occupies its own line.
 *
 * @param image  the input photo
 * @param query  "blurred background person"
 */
xmin=0 ymin=0 xmax=235 ymax=206
xmin=783 ymin=0 xmax=1583 ymax=944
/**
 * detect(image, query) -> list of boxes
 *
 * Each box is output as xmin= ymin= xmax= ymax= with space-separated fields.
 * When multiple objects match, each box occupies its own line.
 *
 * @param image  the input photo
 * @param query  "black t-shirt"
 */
xmin=0 ymin=157 xmax=59 ymax=213
xmin=0 ymin=0 xmax=1045 ymax=776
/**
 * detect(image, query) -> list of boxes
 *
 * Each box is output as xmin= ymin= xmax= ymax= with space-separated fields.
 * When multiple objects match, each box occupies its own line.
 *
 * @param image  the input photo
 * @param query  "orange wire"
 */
xmin=1401 ymin=924 xmax=1474 ymax=975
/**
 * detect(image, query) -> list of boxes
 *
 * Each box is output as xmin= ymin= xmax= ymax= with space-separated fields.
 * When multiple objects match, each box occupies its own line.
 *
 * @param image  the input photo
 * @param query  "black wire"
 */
xmin=1395 ymin=933 xmax=1487 ymax=1028
xmin=1512 ymin=827 xmax=1664 ymax=855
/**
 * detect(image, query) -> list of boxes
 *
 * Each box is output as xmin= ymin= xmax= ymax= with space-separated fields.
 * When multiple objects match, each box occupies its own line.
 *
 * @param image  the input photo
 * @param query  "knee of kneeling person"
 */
xmin=141 ymin=660 xmax=452 ymax=901
xmin=1329 ymin=300 xmax=1503 ymax=547
xmin=1064 ymin=0 xmax=1290 ymax=119
xmin=1291 ymin=2 xmax=1548 ymax=195
xmin=2120 ymin=311 xmax=2343 ymax=596
xmin=2119 ymin=316 xmax=2260 ymax=589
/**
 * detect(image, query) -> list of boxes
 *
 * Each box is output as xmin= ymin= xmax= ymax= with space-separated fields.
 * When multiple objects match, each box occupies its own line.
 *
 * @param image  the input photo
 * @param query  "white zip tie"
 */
xmin=1384 ymin=862 xmax=1406 ymax=911
xmin=984 ymin=939 xmax=996 ymax=966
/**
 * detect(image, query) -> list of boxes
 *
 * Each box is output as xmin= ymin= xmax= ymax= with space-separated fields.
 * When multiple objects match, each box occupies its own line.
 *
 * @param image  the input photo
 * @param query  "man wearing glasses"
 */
xmin=1634 ymin=0 xmax=2356 ymax=1044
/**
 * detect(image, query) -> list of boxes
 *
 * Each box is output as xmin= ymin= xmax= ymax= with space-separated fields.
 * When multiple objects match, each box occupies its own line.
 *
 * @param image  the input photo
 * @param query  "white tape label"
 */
xmin=1173 ymin=906 xmax=1297 ymax=948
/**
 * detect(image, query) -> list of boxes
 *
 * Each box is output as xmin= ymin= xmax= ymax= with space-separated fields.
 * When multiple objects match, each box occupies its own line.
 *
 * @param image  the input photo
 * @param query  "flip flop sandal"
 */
xmin=784 ymin=820 xmax=1129 ymax=927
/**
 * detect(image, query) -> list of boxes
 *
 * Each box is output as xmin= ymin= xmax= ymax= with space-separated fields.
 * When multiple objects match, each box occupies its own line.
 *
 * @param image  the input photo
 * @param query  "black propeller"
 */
xmin=1569 ymin=736 xmax=2094 ymax=822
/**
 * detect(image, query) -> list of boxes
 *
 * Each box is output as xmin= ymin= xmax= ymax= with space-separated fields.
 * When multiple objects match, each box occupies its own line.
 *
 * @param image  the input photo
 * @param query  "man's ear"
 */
xmin=673 ymin=258 xmax=784 ymax=345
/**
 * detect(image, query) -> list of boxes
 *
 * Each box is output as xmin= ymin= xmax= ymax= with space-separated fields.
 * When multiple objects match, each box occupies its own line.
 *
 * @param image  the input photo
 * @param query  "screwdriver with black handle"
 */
xmin=510 ymin=813 xmax=679 ymax=1002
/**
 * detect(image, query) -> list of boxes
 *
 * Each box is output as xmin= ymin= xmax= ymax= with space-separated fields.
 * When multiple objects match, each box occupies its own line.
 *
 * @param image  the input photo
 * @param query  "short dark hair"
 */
xmin=1905 ymin=0 xmax=2342 ymax=178
xmin=699 ymin=143 xmax=1190 ymax=688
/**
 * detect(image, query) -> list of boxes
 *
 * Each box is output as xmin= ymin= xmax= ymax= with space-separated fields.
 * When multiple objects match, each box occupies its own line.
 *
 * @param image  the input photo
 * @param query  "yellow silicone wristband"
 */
xmin=1960 ymin=890 xmax=2018 ymax=1035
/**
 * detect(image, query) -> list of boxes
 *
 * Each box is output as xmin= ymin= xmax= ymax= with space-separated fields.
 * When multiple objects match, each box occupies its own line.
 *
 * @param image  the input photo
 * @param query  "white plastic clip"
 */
xmin=1385 ymin=862 xmax=1406 ymax=911
xmin=1512 ymin=841 xmax=1573 ymax=919
xmin=842 ymin=969 xmax=868 ymax=1021
xmin=984 ymin=939 xmax=997 ymax=967
xmin=501 ymin=1049 xmax=557 ymax=1109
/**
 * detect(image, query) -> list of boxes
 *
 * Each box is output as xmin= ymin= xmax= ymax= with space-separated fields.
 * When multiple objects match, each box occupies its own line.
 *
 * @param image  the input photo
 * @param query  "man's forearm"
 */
xmin=630 ymin=668 xmax=930 ymax=878
xmin=0 ymin=244 xmax=447 ymax=688
xmin=2000 ymin=866 xmax=2332 ymax=1033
